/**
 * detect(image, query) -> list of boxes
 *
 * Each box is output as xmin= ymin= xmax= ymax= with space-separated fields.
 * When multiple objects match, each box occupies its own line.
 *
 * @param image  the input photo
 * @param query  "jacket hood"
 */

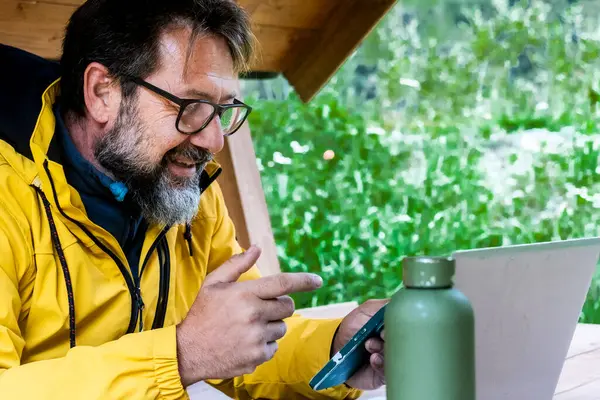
xmin=0 ymin=44 xmax=62 ymax=163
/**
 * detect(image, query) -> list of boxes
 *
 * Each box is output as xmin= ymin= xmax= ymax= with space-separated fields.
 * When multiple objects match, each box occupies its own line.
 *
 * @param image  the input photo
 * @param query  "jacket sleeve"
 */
xmin=0 ymin=202 xmax=187 ymax=400
xmin=204 ymin=183 xmax=363 ymax=400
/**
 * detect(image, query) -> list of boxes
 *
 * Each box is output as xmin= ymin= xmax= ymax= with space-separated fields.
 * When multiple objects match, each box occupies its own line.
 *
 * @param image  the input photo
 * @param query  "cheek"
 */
xmin=138 ymin=101 xmax=187 ymax=158
xmin=136 ymin=95 xmax=182 ymax=146
xmin=139 ymin=117 xmax=187 ymax=163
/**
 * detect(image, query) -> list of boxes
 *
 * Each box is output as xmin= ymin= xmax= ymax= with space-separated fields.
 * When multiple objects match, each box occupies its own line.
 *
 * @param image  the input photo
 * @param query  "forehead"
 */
xmin=153 ymin=27 xmax=237 ymax=100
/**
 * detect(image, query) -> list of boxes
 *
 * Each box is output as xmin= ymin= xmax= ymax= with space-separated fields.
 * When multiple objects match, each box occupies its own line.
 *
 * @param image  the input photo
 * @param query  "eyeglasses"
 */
xmin=125 ymin=76 xmax=252 ymax=136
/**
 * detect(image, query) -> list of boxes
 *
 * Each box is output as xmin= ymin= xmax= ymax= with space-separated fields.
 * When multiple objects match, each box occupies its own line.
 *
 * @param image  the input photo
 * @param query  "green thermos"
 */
xmin=384 ymin=256 xmax=475 ymax=399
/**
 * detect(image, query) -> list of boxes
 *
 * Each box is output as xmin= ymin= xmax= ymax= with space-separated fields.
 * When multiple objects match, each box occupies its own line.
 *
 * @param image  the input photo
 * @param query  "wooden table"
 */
xmin=188 ymin=302 xmax=600 ymax=399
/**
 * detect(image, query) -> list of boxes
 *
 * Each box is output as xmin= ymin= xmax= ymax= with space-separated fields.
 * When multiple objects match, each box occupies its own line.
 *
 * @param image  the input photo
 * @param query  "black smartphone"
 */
xmin=309 ymin=305 xmax=386 ymax=391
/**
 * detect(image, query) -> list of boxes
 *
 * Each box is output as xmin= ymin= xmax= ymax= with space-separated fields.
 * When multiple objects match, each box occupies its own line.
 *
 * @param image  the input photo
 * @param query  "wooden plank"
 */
xmin=0 ymin=0 xmax=312 ymax=71
xmin=284 ymin=0 xmax=397 ymax=102
xmin=238 ymin=0 xmax=262 ymax=15
xmin=7 ymin=0 xmax=333 ymax=26
xmin=0 ymin=0 xmax=72 ymax=60
xmin=554 ymin=347 xmax=600 ymax=398
xmin=554 ymin=377 xmax=600 ymax=400
xmin=552 ymin=324 xmax=600 ymax=399
xmin=29 ymin=0 xmax=281 ymax=17
xmin=36 ymin=0 xmax=84 ymax=6
xmin=251 ymin=0 xmax=340 ymax=29
xmin=564 ymin=323 xmax=600 ymax=358
xmin=249 ymin=24 xmax=316 ymax=72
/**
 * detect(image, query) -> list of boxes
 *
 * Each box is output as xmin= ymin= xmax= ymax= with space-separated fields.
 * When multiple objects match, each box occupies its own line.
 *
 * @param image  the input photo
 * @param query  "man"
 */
xmin=0 ymin=0 xmax=386 ymax=398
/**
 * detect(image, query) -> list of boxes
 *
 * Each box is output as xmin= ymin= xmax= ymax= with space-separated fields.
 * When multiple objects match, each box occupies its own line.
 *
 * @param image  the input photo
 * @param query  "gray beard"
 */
xmin=94 ymin=102 xmax=211 ymax=226
xmin=131 ymin=167 xmax=203 ymax=226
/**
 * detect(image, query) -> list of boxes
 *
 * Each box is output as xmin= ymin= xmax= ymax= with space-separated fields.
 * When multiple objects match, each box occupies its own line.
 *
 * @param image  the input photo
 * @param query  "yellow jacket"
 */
xmin=0 ymin=44 xmax=362 ymax=399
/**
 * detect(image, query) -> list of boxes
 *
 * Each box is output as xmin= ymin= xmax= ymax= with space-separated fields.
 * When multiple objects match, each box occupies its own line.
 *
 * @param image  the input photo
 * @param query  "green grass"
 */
xmin=582 ymin=265 xmax=600 ymax=323
xmin=243 ymin=0 xmax=600 ymax=322
xmin=248 ymin=92 xmax=600 ymax=322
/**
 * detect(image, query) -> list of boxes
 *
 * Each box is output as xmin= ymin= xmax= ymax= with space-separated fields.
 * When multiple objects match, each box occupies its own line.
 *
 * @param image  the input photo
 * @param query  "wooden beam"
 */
xmin=284 ymin=0 xmax=397 ymax=102
xmin=0 ymin=0 xmax=315 ymax=71
xmin=36 ymin=0 xmax=85 ymax=6
xmin=214 ymin=140 xmax=251 ymax=251
xmin=251 ymin=0 xmax=340 ymax=29
xmin=249 ymin=24 xmax=316 ymax=72
xmin=214 ymin=85 xmax=280 ymax=276
xmin=215 ymin=136 xmax=281 ymax=277
xmin=23 ymin=0 xmax=264 ymax=11
xmin=238 ymin=0 xmax=262 ymax=15
xmin=0 ymin=0 xmax=73 ymax=60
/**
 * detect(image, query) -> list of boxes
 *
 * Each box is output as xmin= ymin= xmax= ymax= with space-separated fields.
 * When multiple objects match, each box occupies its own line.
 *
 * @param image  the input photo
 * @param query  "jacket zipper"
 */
xmin=139 ymin=228 xmax=170 ymax=331
xmin=43 ymin=162 xmax=139 ymax=334
xmin=151 ymin=238 xmax=171 ymax=329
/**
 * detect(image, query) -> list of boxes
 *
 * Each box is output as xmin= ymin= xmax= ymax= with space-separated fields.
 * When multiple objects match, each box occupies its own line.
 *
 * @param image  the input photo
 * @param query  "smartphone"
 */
xmin=309 ymin=305 xmax=386 ymax=391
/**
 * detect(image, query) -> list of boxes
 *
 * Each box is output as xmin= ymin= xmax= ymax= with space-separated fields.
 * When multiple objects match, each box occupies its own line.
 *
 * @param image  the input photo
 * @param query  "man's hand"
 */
xmin=176 ymin=246 xmax=323 ymax=387
xmin=332 ymin=299 xmax=388 ymax=391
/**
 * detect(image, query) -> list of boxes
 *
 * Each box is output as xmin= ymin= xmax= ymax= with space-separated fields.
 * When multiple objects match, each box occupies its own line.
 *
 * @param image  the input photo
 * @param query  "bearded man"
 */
xmin=0 ymin=0 xmax=386 ymax=398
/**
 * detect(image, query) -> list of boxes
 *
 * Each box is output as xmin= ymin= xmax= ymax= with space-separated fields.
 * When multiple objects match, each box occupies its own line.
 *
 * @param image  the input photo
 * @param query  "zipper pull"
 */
xmin=136 ymin=288 xmax=145 ymax=332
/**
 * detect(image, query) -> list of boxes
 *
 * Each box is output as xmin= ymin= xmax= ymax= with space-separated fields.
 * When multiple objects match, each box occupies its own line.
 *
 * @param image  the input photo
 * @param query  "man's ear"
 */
xmin=82 ymin=62 xmax=122 ymax=125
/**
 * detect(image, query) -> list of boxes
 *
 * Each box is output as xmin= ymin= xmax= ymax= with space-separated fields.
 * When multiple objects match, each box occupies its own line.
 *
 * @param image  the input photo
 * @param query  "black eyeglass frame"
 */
xmin=125 ymin=76 xmax=253 ymax=136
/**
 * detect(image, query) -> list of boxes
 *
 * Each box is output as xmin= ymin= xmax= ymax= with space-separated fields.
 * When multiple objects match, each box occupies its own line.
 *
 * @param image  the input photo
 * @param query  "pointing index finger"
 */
xmin=248 ymin=273 xmax=323 ymax=299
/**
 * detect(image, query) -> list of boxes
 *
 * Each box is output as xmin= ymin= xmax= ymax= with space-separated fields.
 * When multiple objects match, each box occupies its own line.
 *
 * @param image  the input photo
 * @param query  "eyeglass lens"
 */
xmin=179 ymin=102 xmax=248 ymax=135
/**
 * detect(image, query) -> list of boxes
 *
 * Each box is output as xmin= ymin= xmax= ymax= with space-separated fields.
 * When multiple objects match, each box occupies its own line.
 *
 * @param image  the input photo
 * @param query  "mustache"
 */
xmin=165 ymin=144 xmax=214 ymax=165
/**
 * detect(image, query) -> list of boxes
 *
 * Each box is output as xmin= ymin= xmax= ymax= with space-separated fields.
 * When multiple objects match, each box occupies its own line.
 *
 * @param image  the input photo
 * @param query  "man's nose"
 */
xmin=189 ymin=117 xmax=225 ymax=154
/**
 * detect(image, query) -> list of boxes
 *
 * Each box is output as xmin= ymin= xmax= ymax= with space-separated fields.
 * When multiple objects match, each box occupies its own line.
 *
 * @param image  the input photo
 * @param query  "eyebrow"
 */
xmin=184 ymin=88 xmax=237 ymax=102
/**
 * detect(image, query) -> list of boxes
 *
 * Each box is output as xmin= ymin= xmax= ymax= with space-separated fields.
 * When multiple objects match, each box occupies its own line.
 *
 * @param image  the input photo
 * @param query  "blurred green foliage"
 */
xmin=242 ymin=0 xmax=600 ymax=321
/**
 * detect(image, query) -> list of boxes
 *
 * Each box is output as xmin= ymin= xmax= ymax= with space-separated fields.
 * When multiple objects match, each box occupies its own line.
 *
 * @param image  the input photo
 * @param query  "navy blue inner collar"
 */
xmin=53 ymin=104 xmax=146 ymax=253
xmin=54 ymin=104 xmax=130 ymax=203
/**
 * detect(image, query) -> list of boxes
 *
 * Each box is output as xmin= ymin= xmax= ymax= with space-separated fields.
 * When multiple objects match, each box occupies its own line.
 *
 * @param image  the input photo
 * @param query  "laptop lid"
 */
xmin=453 ymin=237 xmax=600 ymax=400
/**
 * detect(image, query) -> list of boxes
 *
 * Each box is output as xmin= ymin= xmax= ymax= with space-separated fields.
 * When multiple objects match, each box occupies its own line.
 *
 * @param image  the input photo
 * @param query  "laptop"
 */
xmin=452 ymin=237 xmax=600 ymax=400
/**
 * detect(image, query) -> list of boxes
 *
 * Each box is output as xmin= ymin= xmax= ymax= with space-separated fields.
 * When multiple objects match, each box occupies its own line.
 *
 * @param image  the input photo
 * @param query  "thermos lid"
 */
xmin=402 ymin=256 xmax=455 ymax=288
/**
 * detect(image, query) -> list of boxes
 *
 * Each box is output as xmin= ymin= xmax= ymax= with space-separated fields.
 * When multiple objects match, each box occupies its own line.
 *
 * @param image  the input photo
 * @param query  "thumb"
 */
xmin=204 ymin=246 xmax=261 ymax=285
